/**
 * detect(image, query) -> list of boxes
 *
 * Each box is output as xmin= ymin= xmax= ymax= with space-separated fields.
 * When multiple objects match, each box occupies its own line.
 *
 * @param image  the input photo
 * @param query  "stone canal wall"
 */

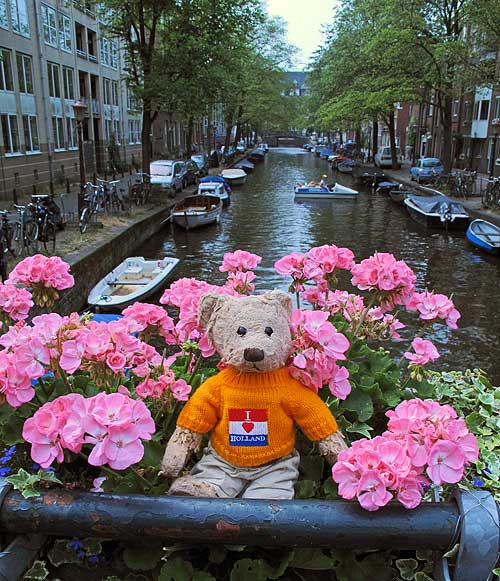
xmin=56 ymin=205 xmax=172 ymax=315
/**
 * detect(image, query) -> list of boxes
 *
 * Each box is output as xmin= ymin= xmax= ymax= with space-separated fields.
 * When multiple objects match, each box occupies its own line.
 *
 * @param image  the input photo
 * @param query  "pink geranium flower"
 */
xmin=426 ymin=441 xmax=466 ymax=485
xmin=357 ymin=470 xmax=393 ymax=511
xmin=406 ymin=291 xmax=461 ymax=330
xmin=219 ymin=250 xmax=261 ymax=272
xmin=171 ymin=379 xmax=192 ymax=401
xmin=404 ymin=338 xmax=440 ymax=366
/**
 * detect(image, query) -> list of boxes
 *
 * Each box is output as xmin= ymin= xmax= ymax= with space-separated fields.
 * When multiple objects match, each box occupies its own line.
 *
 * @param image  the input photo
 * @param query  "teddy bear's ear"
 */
xmin=267 ymin=289 xmax=293 ymax=317
xmin=198 ymin=292 xmax=225 ymax=329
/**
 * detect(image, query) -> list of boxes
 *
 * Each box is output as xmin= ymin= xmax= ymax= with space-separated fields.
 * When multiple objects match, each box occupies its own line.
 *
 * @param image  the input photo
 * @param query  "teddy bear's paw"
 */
xmin=317 ymin=431 xmax=348 ymax=465
xmin=169 ymin=476 xmax=219 ymax=498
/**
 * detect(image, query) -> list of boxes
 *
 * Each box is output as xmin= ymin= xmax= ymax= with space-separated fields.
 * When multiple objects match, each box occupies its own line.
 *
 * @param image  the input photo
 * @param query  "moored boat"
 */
xmin=221 ymin=168 xmax=247 ymax=186
xmin=198 ymin=181 xmax=230 ymax=206
xmin=337 ymin=159 xmax=360 ymax=174
xmin=172 ymin=194 xmax=222 ymax=229
xmin=88 ymin=256 xmax=180 ymax=311
xmin=466 ymin=219 xmax=500 ymax=255
xmin=376 ymin=181 xmax=400 ymax=195
xmin=248 ymin=149 xmax=265 ymax=163
xmin=294 ymin=182 xmax=359 ymax=199
xmin=388 ymin=189 xmax=410 ymax=205
xmin=234 ymin=159 xmax=255 ymax=173
xmin=404 ymin=195 xmax=469 ymax=230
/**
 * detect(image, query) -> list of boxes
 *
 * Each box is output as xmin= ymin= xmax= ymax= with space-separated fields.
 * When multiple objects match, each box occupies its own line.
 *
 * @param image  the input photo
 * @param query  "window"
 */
xmin=479 ymin=99 xmax=490 ymax=121
xmin=52 ymin=116 xmax=64 ymax=149
xmin=100 ymin=37 xmax=109 ymax=66
xmin=111 ymin=80 xmax=118 ymax=106
xmin=464 ymin=101 xmax=471 ymax=122
xmin=10 ymin=0 xmax=29 ymax=36
xmin=453 ymin=99 xmax=459 ymax=116
xmin=128 ymin=120 xmax=141 ymax=144
xmin=62 ymin=66 xmax=74 ymax=99
xmin=58 ymin=13 xmax=72 ymax=52
xmin=110 ymin=40 xmax=117 ymax=68
xmin=23 ymin=115 xmax=39 ymax=152
xmin=16 ymin=53 xmax=33 ymax=94
xmin=100 ymin=38 xmax=118 ymax=68
xmin=127 ymin=88 xmax=139 ymax=111
xmin=42 ymin=5 xmax=57 ymax=45
xmin=102 ymin=77 xmax=110 ymax=104
xmin=0 ymin=48 xmax=13 ymax=90
xmin=1 ymin=114 xmax=20 ymax=153
xmin=0 ymin=0 xmax=8 ymax=28
xmin=66 ymin=117 xmax=77 ymax=148
xmin=113 ymin=119 xmax=120 ymax=143
xmin=495 ymin=97 xmax=500 ymax=119
xmin=47 ymin=62 xmax=60 ymax=98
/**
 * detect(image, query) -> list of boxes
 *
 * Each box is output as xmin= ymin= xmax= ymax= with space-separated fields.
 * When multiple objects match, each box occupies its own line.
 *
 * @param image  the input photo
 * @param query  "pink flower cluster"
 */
xmin=275 ymin=245 xmax=355 ymax=292
xmin=351 ymin=252 xmax=416 ymax=308
xmin=406 ymin=291 xmax=460 ymax=329
xmin=122 ymin=302 xmax=175 ymax=342
xmin=333 ymin=399 xmax=478 ymax=511
xmin=136 ymin=371 xmax=192 ymax=402
xmin=289 ymin=310 xmax=351 ymax=399
xmin=8 ymin=255 xmax=74 ymax=290
xmin=404 ymin=338 xmax=440 ymax=366
xmin=23 ymin=392 xmax=155 ymax=470
xmin=0 ymin=283 xmax=33 ymax=322
xmin=219 ymin=250 xmax=262 ymax=294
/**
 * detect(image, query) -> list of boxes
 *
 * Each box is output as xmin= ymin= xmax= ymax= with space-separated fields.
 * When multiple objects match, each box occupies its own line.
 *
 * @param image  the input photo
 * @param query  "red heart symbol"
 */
xmin=242 ymin=422 xmax=254 ymax=433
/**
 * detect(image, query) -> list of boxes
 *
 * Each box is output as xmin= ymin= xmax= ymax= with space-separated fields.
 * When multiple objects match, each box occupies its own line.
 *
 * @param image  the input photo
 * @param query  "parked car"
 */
xmin=409 ymin=158 xmax=444 ymax=183
xmin=149 ymin=160 xmax=185 ymax=193
xmin=190 ymin=154 xmax=209 ymax=177
xmin=180 ymin=160 xmax=200 ymax=187
xmin=236 ymin=141 xmax=246 ymax=153
xmin=374 ymin=146 xmax=403 ymax=168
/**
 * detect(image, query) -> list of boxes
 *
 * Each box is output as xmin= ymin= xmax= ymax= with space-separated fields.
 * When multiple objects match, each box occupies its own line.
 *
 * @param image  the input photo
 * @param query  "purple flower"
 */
xmin=473 ymin=478 xmax=484 ymax=488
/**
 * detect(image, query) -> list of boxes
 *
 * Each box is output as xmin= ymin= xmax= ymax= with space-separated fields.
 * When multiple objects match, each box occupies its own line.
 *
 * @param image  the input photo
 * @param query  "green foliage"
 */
xmin=6 ymin=468 xmax=62 ymax=499
xmin=23 ymin=560 xmax=49 ymax=580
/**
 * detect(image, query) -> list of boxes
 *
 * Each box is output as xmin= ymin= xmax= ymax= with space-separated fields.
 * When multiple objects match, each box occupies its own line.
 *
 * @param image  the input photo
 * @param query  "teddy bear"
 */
xmin=161 ymin=289 xmax=347 ymax=499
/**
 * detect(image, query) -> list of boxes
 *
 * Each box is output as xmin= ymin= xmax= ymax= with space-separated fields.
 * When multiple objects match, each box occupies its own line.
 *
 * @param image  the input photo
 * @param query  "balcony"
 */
xmin=492 ymin=118 xmax=500 ymax=126
xmin=71 ymin=0 xmax=95 ymax=17
xmin=76 ymin=49 xmax=87 ymax=59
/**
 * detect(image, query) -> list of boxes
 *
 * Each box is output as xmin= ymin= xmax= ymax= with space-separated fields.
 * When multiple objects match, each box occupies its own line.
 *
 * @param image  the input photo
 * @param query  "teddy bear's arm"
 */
xmin=160 ymin=426 xmax=203 ymax=478
xmin=317 ymin=431 xmax=348 ymax=465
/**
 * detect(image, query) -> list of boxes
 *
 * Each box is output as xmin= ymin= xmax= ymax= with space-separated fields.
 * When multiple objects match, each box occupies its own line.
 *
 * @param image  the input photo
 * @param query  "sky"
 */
xmin=266 ymin=0 xmax=337 ymax=70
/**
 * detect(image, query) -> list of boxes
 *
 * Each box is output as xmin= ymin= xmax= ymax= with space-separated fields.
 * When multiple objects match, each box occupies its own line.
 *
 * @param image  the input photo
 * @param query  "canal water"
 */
xmin=138 ymin=148 xmax=500 ymax=382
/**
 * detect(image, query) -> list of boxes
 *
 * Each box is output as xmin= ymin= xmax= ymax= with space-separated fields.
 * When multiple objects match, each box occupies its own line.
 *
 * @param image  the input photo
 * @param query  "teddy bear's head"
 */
xmin=198 ymin=290 xmax=293 ymax=373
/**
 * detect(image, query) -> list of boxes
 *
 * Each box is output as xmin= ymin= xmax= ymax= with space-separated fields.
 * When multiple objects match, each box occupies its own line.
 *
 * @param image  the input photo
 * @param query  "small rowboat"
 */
xmin=466 ymin=219 xmax=500 ymax=255
xmin=88 ymin=256 xmax=179 ymax=311
xmin=248 ymin=149 xmax=265 ymax=163
xmin=294 ymin=182 xmax=359 ymax=199
xmin=388 ymin=189 xmax=410 ymax=205
xmin=234 ymin=159 xmax=255 ymax=173
xmin=221 ymin=169 xmax=247 ymax=186
xmin=376 ymin=181 xmax=400 ymax=195
xmin=198 ymin=181 xmax=230 ymax=206
xmin=404 ymin=195 xmax=469 ymax=230
xmin=172 ymin=195 xmax=222 ymax=229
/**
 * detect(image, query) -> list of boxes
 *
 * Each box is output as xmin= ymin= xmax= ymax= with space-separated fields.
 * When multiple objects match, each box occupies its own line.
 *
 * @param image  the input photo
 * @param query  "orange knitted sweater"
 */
xmin=177 ymin=367 xmax=338 ymax=467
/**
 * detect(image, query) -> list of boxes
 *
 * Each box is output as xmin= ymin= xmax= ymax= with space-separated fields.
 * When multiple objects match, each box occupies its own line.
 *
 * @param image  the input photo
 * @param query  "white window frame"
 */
xmin=52 ymin=115 xmax=64 ymax=150
xmin=128 ymin=120 xmax=141 ymax=144
xmin=10 ymin=0 xmax=29 ymax=37
xmin=100 ymin=37 xmax=109 ymax=66
xmin=62 ymin=66 xmax=74 ymax=100
xmin=110 ymin=40 xmax=117 ymax=69
xmin=16 ymin=53 xmax=33 ymax=94
xmin=0 ymin=0 xmax=8 ymax=29
xmin=1 ymin=113 xmax=20 ymax=154
xmin=111 ymin=80 xmax=118 ymax=106
xmin=47 ymin=62 xmax=60 ymax=98
xmin=495 ymin=97 xmax=500 ymax=120
xmin=66 ymin=117 xmax=77 ymax=149
xmin=41 ymin=4 xmax=57 ymax=46
xmin=102 ymin=77 xmax=110 ymax=104
xmin=0 ymin=48 xmax=13 ymax=91
xmin=58 ymin=12 xmax=72 ymax=52
xmin=113 ymin=119 xmax=120 ymax=143
xmin=23 ymin=114 xmax=39 ymax=152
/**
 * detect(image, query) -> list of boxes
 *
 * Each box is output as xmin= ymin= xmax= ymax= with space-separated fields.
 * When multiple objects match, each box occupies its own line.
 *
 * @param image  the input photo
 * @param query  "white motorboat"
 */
xmin=198 ymin=181 xmax=230 ymax=206
xmin=294 ymin=182 xmax=359 ymax=199
xmin=88 ymin=256 xmax=180 ymax=311
xmin=221 ymin=168 xmax=247 ymax=186
xmin=172 ymin=194 xmax=222 ymax=229
xmin=404 ymin=195 xmax=469 ymax=230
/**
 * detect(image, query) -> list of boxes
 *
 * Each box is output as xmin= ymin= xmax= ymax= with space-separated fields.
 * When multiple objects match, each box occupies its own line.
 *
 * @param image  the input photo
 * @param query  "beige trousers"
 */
xmin=179 ymin=446 xmax=300 ymax=499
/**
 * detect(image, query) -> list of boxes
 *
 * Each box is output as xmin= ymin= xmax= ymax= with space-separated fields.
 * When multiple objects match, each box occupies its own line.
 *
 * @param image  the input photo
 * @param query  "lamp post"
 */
xmin=72 ymin=100 xmax=87 ymax=214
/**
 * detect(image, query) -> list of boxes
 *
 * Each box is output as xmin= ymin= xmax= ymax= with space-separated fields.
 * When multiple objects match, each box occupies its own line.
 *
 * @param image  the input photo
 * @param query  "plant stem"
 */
xmin=79 ymin=452 xmax=152 ymax=490
xmin=187 ymin=355 xmax=202 ymax=385
xmin=295 ymin=291 xmax=300 ymax=309
xmin=352 ymin=293 xmax=378 ymax=337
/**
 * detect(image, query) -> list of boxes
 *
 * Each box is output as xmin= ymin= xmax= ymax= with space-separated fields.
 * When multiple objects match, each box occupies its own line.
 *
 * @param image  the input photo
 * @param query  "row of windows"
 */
xmin=0 ymin=0 xmax=29 ymax=37
xmin=41 ymin=4 xmax=71 ymax=52
xmin=0 ymin=47 xmax=32 ymax=93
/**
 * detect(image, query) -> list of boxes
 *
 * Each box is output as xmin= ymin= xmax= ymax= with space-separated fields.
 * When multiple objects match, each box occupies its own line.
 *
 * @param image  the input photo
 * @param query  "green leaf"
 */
xmin=140 ymin=440 xmax=165 ymax=468
xmin=192 ymin=573 xmax=215 ymax=581
xmin=299 ymin=455 xmax=324 ymax=481
xmin=395 ymin=558 xmax=418 ymax=580
xmin=414 ymin=573 xmax=434 ymax=581
xmin=159 ymin=557 xmax=194 ymax=581
xmin=346 ymin=421 xmax=373 ymax=438
xmin=289 ymin=548 xmax=337 ymax=570
xmin=321 ymin=477 xmax=340 ymax=499
xmin=294 ymin=479 xmax=317 ymax=499
xmin=2 ymin=411 xmax=26 ymax=445
xmin=123 ymin=546 xmax=164 ymax=571
xmin=208 ymin=546 xmax=227 ymax=564
xmin=466 ymin=412 xmax=483 ymax=432
xmin=47 ymin=539 xmax=81 ymax=567
xmin=23 ymin=560 xmax=49 ymax=580
xmin=342 ymin=390 xmax=374 ymax=422
xmin=230 ymin=558 xmax=269 ymax=581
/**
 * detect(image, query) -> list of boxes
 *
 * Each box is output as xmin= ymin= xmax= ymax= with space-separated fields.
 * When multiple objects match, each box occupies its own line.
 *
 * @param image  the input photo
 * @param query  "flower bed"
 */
xmin=0 ymin=249 xmax=496 ymax=580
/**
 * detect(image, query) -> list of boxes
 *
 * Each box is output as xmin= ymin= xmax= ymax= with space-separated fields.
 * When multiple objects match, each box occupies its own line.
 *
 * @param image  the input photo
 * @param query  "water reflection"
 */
xmin=138 ymin=148 xmax=500 ymax=382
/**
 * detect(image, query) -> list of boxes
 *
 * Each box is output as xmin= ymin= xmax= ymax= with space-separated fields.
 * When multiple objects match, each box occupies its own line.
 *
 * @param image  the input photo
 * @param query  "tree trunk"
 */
xmin=441 ymin=93 xmax=453 ymax=174
xmin=372 ymin=119 xmax=378 ymax=162
xmin=141 ymin=103 xmax=152 ymax=174
xmin=186 ymin=116 xmax=193 ymax=157
xmin=386 ymin=111 xmax=399 ymax=169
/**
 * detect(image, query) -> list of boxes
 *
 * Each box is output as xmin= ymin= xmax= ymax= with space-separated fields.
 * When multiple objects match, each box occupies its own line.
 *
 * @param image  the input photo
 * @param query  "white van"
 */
xmin=374 ymin=146 xmax=402 ymax=168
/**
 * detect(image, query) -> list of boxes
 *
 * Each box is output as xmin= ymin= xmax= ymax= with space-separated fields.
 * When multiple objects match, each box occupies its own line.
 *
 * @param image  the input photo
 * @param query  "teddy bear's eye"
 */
xmin=265 ymin=327 xmax=273 ymax=336
xmin=237 ymin=326 xmax=247 ymax=336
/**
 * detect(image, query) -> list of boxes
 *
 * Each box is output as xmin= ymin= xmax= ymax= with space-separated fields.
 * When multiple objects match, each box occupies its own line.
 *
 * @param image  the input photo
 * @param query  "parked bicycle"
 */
xmin=79 ymin=182 xmax=105 ymax=234
xmin=482 ymin=177 xmax=500 ymax=209
xmin=96 ymin=178 xmax=125 ymax=214
xmin=12 ymin=204 xmax=38 ymax=256
xmin=30 ymin=195 xmax=58 ymax=254
xmin=130 ymin=172 xmax=151 ymax=206
xmin=0 ymin=210 xmax=15 ymax=281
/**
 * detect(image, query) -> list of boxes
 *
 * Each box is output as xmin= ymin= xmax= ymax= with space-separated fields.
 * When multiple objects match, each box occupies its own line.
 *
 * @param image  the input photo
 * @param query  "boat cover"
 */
xmin=377 ymin=181 xmax=400 ymax=188
xmin=409 ymin=195 xmax=467 ymax=215
xmin=200 ymin=175 xmax=231 ymax=192
xmin=235 ymin=160 xmax=255 ymax=169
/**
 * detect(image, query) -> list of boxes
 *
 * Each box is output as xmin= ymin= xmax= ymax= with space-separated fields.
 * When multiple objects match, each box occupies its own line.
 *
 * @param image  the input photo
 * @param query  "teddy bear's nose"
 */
xmin=244 ymin=348 xmax=265 ymax=362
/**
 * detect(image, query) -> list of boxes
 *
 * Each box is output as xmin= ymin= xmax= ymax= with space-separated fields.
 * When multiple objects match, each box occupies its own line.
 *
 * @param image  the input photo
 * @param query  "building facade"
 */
xmin=0 ymin=0 xmax=142 ymax=199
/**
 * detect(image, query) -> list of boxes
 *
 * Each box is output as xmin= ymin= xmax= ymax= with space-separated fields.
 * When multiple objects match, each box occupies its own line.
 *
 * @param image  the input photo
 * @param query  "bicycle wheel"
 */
xmin=42 ymin=222 xmax=56 ymax=254
xmin=25 ymin=220 xmax=39 ymax=255
xmin=0 ymin=241 xmax=7 ymax=282
xmin=112 ymin=193 xmax=123 ymax=213
xmin=80 ymin=207 xmax=91 ymax=234
xmin=482 ymin=185 xmax=494 ymax=208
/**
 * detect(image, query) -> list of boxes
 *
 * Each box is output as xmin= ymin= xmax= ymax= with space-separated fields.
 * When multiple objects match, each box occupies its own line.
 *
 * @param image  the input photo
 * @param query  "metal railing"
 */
xmin=0 ymin=482 xmax=497 ymax=581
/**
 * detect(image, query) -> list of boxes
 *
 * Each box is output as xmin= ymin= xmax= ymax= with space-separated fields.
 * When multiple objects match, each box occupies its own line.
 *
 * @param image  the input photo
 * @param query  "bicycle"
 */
xmin=0 ymin=210 xmax=15 ymax=281
xmin=12 ymin=204 xmax=38 ymax=256
xmin=96 ymin=178 xmax=125 ymax=214
xmin=30 ymin=196 xmax=57 ymax=254
xmin=482 ymin=177 xmax=500 ymax=209
xmin=130 ymin=172 xmax=151 ymax=206
xmin=79 ymin=182 xmax=105 ymax=234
